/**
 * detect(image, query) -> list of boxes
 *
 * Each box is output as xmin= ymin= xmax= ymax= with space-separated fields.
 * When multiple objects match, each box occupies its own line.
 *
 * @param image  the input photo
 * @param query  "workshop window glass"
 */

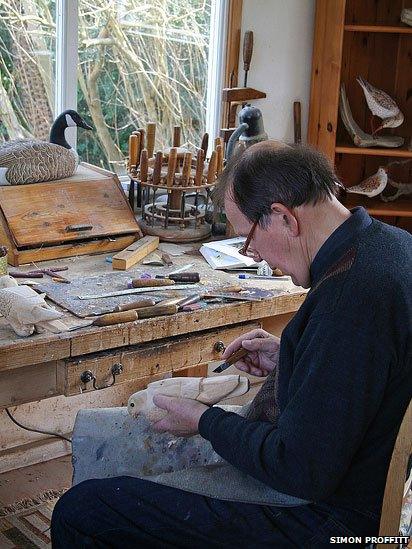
xmin=77 ymin=0 xmax=212 ymax=173
xmin=0 ymin=0 xmax=56 ymax=142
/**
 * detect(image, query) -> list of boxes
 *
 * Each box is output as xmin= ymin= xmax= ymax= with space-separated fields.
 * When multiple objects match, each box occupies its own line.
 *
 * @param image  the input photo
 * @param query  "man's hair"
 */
xmin=213 ymin=143 xmax=341 ymax=227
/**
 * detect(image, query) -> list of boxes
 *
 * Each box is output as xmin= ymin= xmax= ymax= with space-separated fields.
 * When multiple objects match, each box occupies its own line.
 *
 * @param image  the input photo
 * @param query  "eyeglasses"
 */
xmin=238 ymin=219 xmax=259 ymax=257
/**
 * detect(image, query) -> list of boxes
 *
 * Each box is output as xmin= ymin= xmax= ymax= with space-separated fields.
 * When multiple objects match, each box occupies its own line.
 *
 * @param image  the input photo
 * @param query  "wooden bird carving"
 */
xmin=0 ymin=283 xmax=68 ymax=337
xmin=347 ymin=167 xmax=388 ymax=198
xmin=0 ymin=110 xmax=92 ymax=185
xmin=128 ymin=375 xmax=250 ymax=422
xmin=357 ymin=77 xmax=404 ymax=135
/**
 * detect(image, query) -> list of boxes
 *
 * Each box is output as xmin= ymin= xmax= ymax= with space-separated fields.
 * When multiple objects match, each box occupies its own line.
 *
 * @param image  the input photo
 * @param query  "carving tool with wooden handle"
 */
xmin=73 ymin=303 xmax=178 ymax=329
xmin=213 ymin=347 xmax=249 ymax=373
xmin=78 ymin=284 xmax=198 ymax=300
xmin=293 ymin=101 xmax=302 ymax=144
xmin=146 ymin=123 xmax=156 ymax=158
xmin=243 ymin=31 xmax=254 ymax=88
xmin=115 ymin=298 xmax=157 ymax=312
xmin=129 ymin=278 xmax=175 ymax=288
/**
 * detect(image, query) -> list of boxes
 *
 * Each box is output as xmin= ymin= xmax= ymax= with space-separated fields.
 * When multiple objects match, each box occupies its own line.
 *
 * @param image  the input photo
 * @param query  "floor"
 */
xmin=0 ymin=456 xmax=71 ymax=508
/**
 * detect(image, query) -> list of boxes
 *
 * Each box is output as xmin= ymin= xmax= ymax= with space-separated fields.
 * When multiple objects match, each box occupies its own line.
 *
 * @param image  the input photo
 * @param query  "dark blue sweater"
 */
xmin=199 ymin=208 xmax=412 ymax=526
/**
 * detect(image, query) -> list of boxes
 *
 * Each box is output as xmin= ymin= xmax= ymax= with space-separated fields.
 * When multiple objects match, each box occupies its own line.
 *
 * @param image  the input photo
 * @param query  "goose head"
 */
xmin=49 ymin=110 xmax=93 ymax=149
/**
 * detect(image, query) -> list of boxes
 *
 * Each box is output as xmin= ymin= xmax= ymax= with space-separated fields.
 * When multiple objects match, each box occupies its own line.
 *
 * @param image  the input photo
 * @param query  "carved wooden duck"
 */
xmin=0 ymin=110 xmax=92 ymax=185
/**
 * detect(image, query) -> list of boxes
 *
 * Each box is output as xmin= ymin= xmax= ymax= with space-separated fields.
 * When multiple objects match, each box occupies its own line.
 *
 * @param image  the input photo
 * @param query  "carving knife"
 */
xmin=78 ymin=284 xmax=197 ymax=300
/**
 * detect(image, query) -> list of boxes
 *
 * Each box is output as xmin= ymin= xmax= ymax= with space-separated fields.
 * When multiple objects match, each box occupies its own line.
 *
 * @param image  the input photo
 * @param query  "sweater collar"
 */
xmin=310 ymin=207 xmax=372 ymax=287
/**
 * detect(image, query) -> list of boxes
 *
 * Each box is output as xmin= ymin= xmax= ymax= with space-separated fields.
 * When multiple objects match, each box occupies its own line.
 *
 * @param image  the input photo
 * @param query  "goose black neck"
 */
xmin=50 ymin=117 xmax=71 ymax=149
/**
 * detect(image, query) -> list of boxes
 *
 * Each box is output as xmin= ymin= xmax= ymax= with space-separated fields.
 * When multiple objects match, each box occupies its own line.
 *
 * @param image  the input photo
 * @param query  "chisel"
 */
xmin=72 ymin=303 xmax=178 ymax=329
xmin=213 ymin=347 xmax=249 ymax=373
xmin=129 ymin=278 xmax=175 ymax=288
xmin=155 ymin=272 xmax=200 ymax=283
xmin=115 ymin=298 xmax=157 ymax=312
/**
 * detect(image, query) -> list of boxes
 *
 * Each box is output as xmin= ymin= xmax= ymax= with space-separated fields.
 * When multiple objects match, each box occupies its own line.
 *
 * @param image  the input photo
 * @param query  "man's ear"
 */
xmin=270 ymin=203 xmax=299 ymax=236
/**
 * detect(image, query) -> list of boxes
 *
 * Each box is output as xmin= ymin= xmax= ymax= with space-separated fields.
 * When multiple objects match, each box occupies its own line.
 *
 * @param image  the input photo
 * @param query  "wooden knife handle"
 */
xmin=166 ymin=148 xmax=177 ymax=187
xmin=130 ymin=278 xmax=175 ymax=288
xmin=140 ymin=149 xmax=149 ymax=183
xmin=226 ymin=347 xmax=249 ymax=366
xmin=115 ymin=298 xmax=157 ymax=312
xmin=136 ymin=304 xmax=178 ymax=319
xmin=173 ymin=126 xmax=181 ymax=147
xmin=243 ymin=31 xmax=254 ymax=71
xmin=146 ymin=122 xmax=156 ymax=158
xmin=93 ymin=310 xmax=138 ymax=326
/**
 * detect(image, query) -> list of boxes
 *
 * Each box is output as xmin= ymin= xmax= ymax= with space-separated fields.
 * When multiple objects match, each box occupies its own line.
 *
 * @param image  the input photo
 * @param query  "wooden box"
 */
xmin=0 ymin=163 xmax=142 ymax=266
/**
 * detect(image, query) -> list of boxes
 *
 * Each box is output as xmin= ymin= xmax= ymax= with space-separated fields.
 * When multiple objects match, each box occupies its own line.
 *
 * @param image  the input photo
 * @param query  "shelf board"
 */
xmin=335 ymin=145 xmax=412 ymax=158
xmin=342 ymin=193 xmax=412 ymax=217
xmin=344 ymin=25 xmax=412 ymax=34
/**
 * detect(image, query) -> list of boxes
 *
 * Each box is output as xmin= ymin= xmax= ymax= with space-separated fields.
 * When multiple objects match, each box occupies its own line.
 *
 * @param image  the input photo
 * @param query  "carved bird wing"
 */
xmin=357 ymin=77 xmax=400 ymax=119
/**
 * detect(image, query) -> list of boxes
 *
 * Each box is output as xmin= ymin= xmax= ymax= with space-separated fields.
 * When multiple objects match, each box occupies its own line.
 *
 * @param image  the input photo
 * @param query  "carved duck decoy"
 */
xmin=0 ymin=110 xmax=92 ymax=185
xmin=347 ymin=167 xmax=388 ymax=198
xmin=357 ymin=77 xmax=404 ymax=136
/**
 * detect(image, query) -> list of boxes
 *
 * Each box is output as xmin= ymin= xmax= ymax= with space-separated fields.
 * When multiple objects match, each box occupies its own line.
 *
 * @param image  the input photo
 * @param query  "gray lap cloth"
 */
xmin=72 ymin=404 xmax=308 ymax=507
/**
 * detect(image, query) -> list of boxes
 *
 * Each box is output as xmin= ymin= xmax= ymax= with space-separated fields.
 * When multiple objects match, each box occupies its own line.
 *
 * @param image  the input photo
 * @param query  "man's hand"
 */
xmin=152 ymin=394 xmax=209 ymax=437
xmin=223 ymin=328 xmax=280 ymax=377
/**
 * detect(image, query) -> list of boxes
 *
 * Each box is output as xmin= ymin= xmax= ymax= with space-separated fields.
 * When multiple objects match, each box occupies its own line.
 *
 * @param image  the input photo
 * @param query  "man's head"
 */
xmin=213 ymin=141 xmax=349 ymax=288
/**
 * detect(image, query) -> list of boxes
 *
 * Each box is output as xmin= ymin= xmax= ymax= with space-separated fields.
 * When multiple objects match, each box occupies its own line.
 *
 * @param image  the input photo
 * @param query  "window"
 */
xmin=1 ymin=0 xmax=226 ymax=175
xmin=0 ymin=0 xmax=56 ymax=141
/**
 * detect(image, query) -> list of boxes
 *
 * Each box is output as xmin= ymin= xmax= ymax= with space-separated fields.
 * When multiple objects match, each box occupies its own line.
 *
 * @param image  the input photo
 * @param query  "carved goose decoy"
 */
xmin=0 ymin=110 xmax=92 ymax=185
xmin=357 ymin=77 xmax=404 ymax=136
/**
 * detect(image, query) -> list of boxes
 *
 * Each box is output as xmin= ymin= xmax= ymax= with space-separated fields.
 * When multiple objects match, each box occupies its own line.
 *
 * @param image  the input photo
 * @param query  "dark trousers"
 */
xmin=51 ymin=476 xmax=374 ymax=548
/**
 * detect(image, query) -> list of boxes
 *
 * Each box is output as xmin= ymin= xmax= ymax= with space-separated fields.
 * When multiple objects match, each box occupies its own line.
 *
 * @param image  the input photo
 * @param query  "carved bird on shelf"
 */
xmin=357 ymin=77 xmax=404 ymax=135
xmin=0 ymin=110 xmax=92 ymax=185
xmin=347 ymin=167 xmax=388 ymax=198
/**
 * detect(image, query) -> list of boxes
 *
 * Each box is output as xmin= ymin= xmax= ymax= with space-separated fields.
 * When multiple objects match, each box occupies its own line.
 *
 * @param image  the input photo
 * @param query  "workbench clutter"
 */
xmin=127 ymin=122 xmax=223 ymax=243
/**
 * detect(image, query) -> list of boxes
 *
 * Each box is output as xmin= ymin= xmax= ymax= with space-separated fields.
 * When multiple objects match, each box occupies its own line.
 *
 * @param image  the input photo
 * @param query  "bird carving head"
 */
xmin=61 ymin=110 xmax=93 ymax=131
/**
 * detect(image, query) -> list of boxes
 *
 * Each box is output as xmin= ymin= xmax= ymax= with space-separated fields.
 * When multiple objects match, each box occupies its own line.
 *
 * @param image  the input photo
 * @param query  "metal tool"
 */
xmin=213 ymin=347 xmax=249 ymax=373
xmin=202 ymin=292 xmax=262 ymax=302
xmin=78 ymin=284 xmax=198 ymax=300
xmin=155 ymin=272 xmax=200 ymax=283
xmin=238 ymin=274 xmax=289 ymax=280
xmin=167 ymin=263 xmax=195 ymax=276
xmin=70 ymin=303 xmax=178 ymax=328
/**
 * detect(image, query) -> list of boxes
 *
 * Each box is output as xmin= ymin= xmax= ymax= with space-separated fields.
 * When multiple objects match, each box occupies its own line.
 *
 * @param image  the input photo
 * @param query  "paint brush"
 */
xmin=213 ymin=347 xmax=249 ymax=373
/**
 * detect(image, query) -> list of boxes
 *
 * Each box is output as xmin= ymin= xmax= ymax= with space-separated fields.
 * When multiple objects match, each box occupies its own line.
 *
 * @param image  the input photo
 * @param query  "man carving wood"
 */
xmin=51 ymin=143 xmax=412 ymax=547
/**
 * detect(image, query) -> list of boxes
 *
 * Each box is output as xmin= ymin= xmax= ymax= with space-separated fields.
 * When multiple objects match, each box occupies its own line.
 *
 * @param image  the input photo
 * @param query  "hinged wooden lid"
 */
xmin=0 ymin=164 xmax=140 ymax=247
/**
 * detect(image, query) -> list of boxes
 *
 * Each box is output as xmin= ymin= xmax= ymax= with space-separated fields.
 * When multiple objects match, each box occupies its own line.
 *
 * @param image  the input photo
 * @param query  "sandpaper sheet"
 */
xmin=35 ymin=272 xmax=276 ymax=318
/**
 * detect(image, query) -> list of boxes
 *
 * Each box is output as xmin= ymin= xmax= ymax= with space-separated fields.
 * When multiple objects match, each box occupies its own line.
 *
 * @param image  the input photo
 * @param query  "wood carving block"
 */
xmin=112 ymin=236 xmax=160 ymax=270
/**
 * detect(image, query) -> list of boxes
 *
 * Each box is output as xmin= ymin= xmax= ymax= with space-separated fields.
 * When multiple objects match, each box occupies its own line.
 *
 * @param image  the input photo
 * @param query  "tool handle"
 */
xmin=115 ymin=298 xmax=157 ymax=312
xmin=139 ymin=149 xmax=149 ymax=183
xmin=173 ymin=126 xmax=181 ymax=147
xmin=9 ymin=272 xmax=43 ymax=278
xmin=168 ymin=272 xmax=200 ymax=283
xmin=152 ymin=151 xmax=163 ymax=185
xmin=130 ymin=278 xmax=175 ymax=288
xmin=200 ymin=133 xmax=209 ymax=156
xmin=293 ymin=101 xmax=302 ymax=145
xmin=225 ymin=347 xmax=249 ymax=366
xmin=146 ymin=123 xmax=156 ymax=158
xmin=136 ymin=304 xmax=178 ymax=319
xmin=93 ymin=310 xmax=138 ymax=326
xmin=128 ymin=134 xmax=139 ymax=169
xmin=166 ymin=148 xmax=177 ymax=187
xmin=243 ymin=31 xmax=254 ymax=71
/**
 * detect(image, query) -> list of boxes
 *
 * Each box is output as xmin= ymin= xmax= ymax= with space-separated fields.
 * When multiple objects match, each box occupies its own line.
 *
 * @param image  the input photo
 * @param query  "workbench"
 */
xmin=0 ymin=251 xmax=306 ymax=472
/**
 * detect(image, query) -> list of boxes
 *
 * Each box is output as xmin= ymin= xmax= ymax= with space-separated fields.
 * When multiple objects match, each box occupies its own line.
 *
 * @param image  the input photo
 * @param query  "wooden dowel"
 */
xmin=200 ymin=133 xmax=209 ymax=156
xmin=181 ymin=152 xmax=192 ymax=186
xmin=146 ymin=123 xmax=156 ymax=158
xmin=207 ymin=150 xmax=217 ymax=184
xmin=140 ymin=149 xmax=148 ymax=183
xmin=128 ymin=134 xmax=139 ymax=170
xmin=166 ymin=147 xmax=177 ymax=187
xmin=216 ymin=144 xmax=223 ymax=175
xmin=194 ymin=148 xmax=204 ymax=186
xmin=173 ymin=126 xmax=181 ymax=147
xmin=153 ymin=151 xmax=163 ymax=185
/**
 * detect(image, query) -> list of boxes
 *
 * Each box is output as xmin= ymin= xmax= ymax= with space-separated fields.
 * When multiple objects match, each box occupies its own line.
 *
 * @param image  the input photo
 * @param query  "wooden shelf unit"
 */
xmin=308 ymin=0 xmax=412 ymax=229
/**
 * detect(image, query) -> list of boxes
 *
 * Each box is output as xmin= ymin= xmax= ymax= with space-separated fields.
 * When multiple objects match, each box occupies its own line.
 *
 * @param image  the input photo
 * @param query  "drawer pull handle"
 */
xmin=80 ymin=363 xmax=123 ymax=390
xmin=66 ymin=224 xmax=93 ymax=232
xmin=213 ymin=341 xmax=226 ymax=353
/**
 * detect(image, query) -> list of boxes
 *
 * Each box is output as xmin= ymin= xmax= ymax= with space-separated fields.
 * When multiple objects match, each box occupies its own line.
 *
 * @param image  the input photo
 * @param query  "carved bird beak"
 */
xmin=78 ymin=120 xmax=93 ymax=131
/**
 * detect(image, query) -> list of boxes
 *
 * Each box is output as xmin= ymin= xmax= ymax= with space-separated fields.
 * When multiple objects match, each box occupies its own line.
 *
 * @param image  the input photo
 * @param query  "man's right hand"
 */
xmin=222 ymin=329 xmax=280 ymax=377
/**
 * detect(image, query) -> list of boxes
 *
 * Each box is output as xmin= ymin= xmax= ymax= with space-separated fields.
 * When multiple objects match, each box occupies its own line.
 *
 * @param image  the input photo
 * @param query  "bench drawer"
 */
xmin=62 ymin=321 xmax=260 ymax=396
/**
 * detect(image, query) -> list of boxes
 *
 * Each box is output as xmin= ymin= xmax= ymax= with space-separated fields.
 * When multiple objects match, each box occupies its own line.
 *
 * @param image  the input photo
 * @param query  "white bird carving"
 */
xmin=0 ymin=110 xmax=92 ymax=185
xmin=128 ymin=375 xmax=250 ymax=422
xmin=347 ymin=167 xmax=388 ymax=198
xmin=0 ymin=283 xmax=68 ymax=337
xmin=357 ymin=77 xmax=404 ymax=135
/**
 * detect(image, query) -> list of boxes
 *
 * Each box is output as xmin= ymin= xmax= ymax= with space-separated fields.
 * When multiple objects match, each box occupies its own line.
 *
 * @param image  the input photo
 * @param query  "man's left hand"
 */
xmin=152 ymin=394 xmax=209 ymax=437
